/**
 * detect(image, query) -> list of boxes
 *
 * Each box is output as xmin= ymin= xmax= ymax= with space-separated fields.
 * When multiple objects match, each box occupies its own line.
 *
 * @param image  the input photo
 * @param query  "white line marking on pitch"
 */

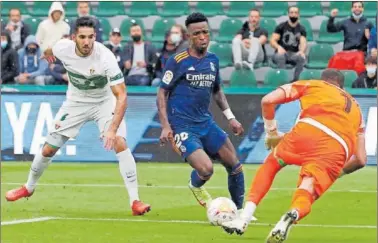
xmin=1 ymin=182 xmax=376 ymax=193
xmin=1 ymin=217 xmax=56 ymax=226
xmin=57 ymin=217 xmax=376 ymax=229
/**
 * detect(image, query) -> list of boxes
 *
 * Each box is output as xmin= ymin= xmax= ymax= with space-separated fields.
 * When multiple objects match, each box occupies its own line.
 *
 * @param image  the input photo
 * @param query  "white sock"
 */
xmin=241 ymin=201 xmax=257 ymax=222
xmin=25 ymin=152 xmax=52 ymax=192
xmin=117 ymin=148 xmax=140 ymax=206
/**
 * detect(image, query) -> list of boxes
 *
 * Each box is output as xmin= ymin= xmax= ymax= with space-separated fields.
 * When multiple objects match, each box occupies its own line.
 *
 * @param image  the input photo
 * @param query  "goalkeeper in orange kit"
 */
xmin=221 ymin=69 xmax=368 ymax=243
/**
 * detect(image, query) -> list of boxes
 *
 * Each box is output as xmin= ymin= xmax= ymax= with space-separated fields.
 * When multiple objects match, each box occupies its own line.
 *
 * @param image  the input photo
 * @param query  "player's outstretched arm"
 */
xmin=104 ymin=82 xmax=127 ymax=150
xmin=157 ymin=88 xmax=173 ymax=145
xmin=213 ymin=89 xmax=244 ymax=136
xmin=339 ymin=133 xmax=367 ymax=178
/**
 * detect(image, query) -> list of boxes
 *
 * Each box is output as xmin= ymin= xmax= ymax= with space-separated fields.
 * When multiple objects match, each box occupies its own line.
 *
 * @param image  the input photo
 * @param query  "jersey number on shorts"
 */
xmin=340 ymin=92 xmax=352 ymax=113
xmin=174 ymin=132 xmax=189 ymax=148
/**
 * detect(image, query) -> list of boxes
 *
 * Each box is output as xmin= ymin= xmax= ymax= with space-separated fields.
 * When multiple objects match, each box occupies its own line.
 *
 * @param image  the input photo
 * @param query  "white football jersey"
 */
xmin=52 ymin=39 xmax=124 ymax=103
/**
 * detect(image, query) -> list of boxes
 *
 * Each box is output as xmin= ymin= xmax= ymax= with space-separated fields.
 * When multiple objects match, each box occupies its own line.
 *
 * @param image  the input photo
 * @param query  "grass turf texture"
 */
xmin=1 ymin=162 xmax=377 ymax=243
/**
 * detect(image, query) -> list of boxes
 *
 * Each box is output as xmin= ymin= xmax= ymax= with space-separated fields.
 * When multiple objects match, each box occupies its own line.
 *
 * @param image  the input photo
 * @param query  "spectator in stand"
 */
xmin=152 ymin=24 xmax=188 ymax=86
xmin=1 ymin=30 xmax=19 ymax=84
xmin=368 ymin=25 xmax=377 ymax=58
xmin=43 ymin=34 xmax=71 ymax=85
xmin=270 ymin=6 xmax=307 ymax=82
xmin=15 ymin=35 xmax=48 ymax=85
xmin=232 ymin=8 xmax=268 ymax=70
xmin=70 ymin=2 xmax=103 ymax=43
xmin=104 ymin=28 xmax=124 ymax=71
xmin=352 ymin=56 xmax=377 ymax=89
xmin=2 ymin=8 xmax=31 ymax=51
xmin=36 ymin=1 xmax=70 ymax=52
xmin=327 ymin=1 xmax=374 ymax=54
xmin=122 ymin=23 xmax=157 ymax=86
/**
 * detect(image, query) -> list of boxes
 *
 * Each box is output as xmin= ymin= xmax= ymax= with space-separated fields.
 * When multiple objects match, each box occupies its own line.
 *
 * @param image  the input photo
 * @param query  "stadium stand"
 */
xmin=2 ymin=1 xmax=377 ymax=86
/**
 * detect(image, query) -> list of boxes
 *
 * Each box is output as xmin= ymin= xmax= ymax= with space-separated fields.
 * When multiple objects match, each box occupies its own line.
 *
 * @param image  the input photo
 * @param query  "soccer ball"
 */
xmin=206 ymin=197 xmax=238 ymax=226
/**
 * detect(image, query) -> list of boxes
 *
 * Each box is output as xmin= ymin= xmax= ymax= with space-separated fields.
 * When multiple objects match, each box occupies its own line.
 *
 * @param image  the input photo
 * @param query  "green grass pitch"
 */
xmin=1 ymin=162 xmax=377 ymax=243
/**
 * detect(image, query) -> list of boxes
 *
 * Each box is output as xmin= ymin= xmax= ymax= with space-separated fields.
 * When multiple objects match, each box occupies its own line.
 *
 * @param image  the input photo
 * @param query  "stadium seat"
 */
xmin=24 ymin=17 xmax=42 ymax=35
xmin=127 ymin=2 xmax=157 ymax=17
xmin=98 ymin=18 xmax=111 ymax=41
xmin=317 ymin=20 xmax=344 ymax=44
xmin=325 ymin=2 xmax=350 ymax=17
xmin=120 ymin=18 xmax=147 ymax=42
xmin=300 ymin=18 xmax=314 ymax=42
xmin=341 ymin=70 xmax=358 ymax=88
xmin=306 ymin=44 xmax=334 ymax=69
xmin=31 ymin=2 xmax=52 ymax=17
xmin=229 ymin=69 xmax=257 ymax=87
xmin=150 ymin=18 xmax=176 ymax=43
xmin=263 ymin=69 xmax=290 ymax=86
xmin=364 ymin=2 xmax=378 ymax=18
xmin=296 ymin=2 xmax=322 ymax=17
xmin=261 ymin=2 xmax=288 ymax=18
xmin=160 ymin=1 xmax=189 ymax=17
xmin=259 ymin=18 xmax=276 ymax=38
xmin=226 ymin=2 xmax=256 ymax=17
xmin=1 ymin=1 xmax=29 ymax=15
xmin=208 ymin=43 xmax=233 ymax=68
xmin=64 ymin=1 xmax=78 ymax=17
xmin=215 ymin=18 xmax=243 ymax=43
xmin=196 ymin=2 xmax=224 ymax=17
xmin=93 ymin=2 xmax=125 ymax=17
xmin=299 ymin=69 xmax=323 ymax=80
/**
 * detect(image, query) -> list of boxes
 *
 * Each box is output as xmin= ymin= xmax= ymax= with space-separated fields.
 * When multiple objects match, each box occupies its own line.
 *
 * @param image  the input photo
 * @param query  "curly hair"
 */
xmin=185 ymin=12 xmax=208 ymax=28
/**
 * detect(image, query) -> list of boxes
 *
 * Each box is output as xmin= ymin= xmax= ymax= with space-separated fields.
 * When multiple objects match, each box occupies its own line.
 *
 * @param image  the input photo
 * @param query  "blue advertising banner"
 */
xmin=1 ymin=87 xmax=376 ymax=165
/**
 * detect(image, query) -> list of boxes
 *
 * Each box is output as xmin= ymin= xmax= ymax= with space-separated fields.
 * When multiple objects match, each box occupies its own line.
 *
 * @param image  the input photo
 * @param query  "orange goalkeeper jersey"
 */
xmin=279 ymin=80 xmax=364 ymax=159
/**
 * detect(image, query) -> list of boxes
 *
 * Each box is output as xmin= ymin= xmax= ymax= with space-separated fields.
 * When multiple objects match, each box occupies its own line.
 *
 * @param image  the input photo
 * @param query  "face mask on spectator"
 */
xmin=352 ymin=12 xmax=363 ymax=19
xmin=1 ymin=41 xmax=7 ymax=49
xmin=289 ymin=17 xmax=298 ymax=23
xmin=367 ymin=66 xmax=377 ymax=76
xmin=131 ymin=35 xmax=141 ymax=42
xmin=170 ymin=33 xmax=182 ymax=45
xmin=27 ymin=47 xmax=37 ymax=54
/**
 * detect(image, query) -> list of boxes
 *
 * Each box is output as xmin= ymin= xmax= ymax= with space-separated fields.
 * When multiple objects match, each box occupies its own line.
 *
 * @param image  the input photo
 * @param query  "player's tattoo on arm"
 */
xmin=109 ymin=83 xmax=127 ymax=133
xmin=157 ymin=88 xmax=171 ymax=129
xmin=213 ymin=89 xmax=230 ymax=111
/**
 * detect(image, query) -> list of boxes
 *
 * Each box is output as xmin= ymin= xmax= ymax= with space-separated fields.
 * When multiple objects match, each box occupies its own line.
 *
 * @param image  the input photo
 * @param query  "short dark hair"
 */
xmin=185 ymin=12 xmax=208 ymax=28
xmin=321 ymin=68 xmax=345 ymax=88
xmin=249 ymin=8 xmax=260 ymax=14
xmin=75 ymin=16 xmax=96 ymax=32
xmin=352 ymin=1 xmax=364 ymax=8
xmin=366 ymin=55 xmax=377 ymax=65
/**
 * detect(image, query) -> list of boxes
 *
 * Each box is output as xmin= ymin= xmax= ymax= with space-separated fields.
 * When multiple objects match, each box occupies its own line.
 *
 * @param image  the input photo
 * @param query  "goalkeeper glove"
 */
xmin=264 ymin=119 xmax=284 ymax=150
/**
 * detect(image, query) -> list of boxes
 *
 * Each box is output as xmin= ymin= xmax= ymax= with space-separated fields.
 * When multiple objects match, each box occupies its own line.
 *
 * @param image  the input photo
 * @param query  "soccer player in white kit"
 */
xmin=5 ymin=17 xmax=151 ymax=216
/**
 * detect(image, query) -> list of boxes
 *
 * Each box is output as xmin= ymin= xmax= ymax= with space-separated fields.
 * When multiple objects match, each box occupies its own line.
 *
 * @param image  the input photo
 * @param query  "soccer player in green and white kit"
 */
xmin=6 ymin=17 xmax=151 ymax=216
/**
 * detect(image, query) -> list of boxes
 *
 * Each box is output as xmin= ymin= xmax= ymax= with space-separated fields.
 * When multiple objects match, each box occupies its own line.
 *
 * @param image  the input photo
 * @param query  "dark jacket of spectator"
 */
xmin=368 ymin=26 xmax=377 ymax=52
xmin=352 ymin=71 xmax=377 ymax=88
xmin=2 ymin=20 xmax=31 ymax=51
xmin=46 ymin=58 xmax=67 ymax=85
xmin=327 ymin=16 xmax=374 ymax=52
xmin=104 ymin=42 xmax=123 ymax=70
xmin=17 ymin=35 xmax=48 ymax=78
xmin=1 ymin=31 xmax=19 ymax=84
xmin=122 ymin=41 xmax=157 ymax=79
xmin=237 ymin=21 xmax=268 ymax=62
xmin=70 ymin=16 xmax=102 ymax=43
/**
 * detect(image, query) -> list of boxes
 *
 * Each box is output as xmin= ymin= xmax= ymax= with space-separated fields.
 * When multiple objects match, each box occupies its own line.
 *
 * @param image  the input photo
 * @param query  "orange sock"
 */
xmin=248 ymin=153 xmax=283 ymax=205
xmin=290 ymin=189 xmax=314 ymax=221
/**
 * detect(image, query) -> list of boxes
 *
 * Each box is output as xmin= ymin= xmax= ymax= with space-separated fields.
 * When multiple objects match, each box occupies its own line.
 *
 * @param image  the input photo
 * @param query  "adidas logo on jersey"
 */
xmin=188 ymin=66 xmax=195 ymax=71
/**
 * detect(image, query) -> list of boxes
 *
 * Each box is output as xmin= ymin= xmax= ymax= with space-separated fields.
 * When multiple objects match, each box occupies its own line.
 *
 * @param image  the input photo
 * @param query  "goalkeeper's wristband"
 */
xmin=263 ymin=118 xmax=277 ymax=132
xmin=223 ymin=108 xmax=236 ymax=120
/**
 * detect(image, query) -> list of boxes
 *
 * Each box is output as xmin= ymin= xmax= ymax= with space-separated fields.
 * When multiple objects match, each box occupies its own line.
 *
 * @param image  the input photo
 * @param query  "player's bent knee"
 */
xmin=298 ymin=177 xmax=315 ymax=196
xmin=114 ymin=136 xmax=127 ymax=153
xmin=197 ymin=164 xmax=214 ymax=180
xmin=41 ymin=143 xmax=59 ymax=157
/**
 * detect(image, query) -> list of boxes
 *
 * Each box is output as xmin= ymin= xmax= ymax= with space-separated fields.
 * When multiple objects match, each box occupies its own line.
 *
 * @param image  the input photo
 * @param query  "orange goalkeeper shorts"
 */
xmin=274 ymin=122 xmax=347 ymax=199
